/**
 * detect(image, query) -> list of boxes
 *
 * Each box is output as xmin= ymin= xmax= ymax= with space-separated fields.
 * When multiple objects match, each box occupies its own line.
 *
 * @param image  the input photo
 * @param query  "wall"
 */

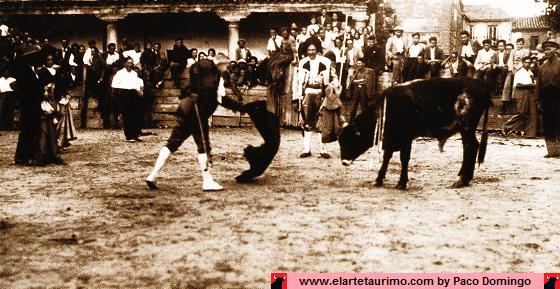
xmin=511 ymin=30 xmax=548 ymax=50
xmin=6 ymin=12 xmax=316 ymax=60
xmin=385 ymin=0 xmax=459 ymax=54
xmin=468 ymin=21 xmax=512 ymax=44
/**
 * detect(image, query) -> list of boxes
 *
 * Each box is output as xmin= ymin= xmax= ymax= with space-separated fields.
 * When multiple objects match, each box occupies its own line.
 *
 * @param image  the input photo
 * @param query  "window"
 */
xmin=530 ymin=35 xmax=539 ymax=50
xmin=487 ymin=25 xmax=497 ymax=41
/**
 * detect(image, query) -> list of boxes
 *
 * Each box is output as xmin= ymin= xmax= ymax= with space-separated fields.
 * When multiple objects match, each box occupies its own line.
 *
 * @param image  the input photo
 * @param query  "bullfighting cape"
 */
xmin=220 ymin=97 xmax=280 ymax=183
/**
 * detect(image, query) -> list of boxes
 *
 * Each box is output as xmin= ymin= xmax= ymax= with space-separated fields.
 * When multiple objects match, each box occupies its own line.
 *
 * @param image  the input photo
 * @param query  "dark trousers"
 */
xmin=166 ymin=96 xmax=215 ymax=154
xmin=402 ymin=57 xmax=418 ymax=82
xmin=118 ymin=89 xmax=143 ymax=140
xmin=542 ymin=86 xmax=560 ymax=142
xmin=170 ymin=62 xmax=186 ymax=87
xmin=348 ymin=84 xmax=369 ymax=122
xmin=428 ymin=62 xmax=442 ymax=78
xmin=494 ymin=66 xmax=509 ymax=94
xmin=0 ymin=91 xmax=16 ymax=130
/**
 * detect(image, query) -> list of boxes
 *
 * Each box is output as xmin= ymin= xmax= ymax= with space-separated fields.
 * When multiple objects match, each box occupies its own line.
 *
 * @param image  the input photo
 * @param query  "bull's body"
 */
xmin=339 ymin=77 xmax=491 ymax=189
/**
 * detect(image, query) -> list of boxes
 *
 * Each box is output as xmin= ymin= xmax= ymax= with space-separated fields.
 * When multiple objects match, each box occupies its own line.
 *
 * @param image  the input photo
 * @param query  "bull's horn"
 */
xmin=547 ymin=276 xmax=549 ymax=279
xmin=274 ymin=276 xmax=277 ymax=280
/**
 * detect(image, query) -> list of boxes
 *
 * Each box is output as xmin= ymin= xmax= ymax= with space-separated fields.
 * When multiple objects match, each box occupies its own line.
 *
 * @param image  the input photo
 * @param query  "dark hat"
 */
xmin=237 ymin=39 xmax=246 ymax=45
xmin=542 ymin=40 xmax=559 ymax=49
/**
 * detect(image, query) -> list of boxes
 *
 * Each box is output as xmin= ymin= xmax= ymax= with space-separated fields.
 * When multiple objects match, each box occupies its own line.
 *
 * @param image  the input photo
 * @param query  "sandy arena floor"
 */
xmin=1 ymin=128 xmax=559 ymax=288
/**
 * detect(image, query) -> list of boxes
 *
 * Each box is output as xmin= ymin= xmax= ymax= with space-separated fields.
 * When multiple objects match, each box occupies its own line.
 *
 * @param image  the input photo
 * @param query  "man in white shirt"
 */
xmin=502 ymin=56 xmax=537 ymax=137
xmin=403 ymin=32 xmax=425 ymax=81
xmin=0 ymin=67 xmax=17 ymax=129
xmin=296 ymin=27 xmax=309 ymax=51
xmin=267 ymin=29 xmax=283 ymax=57
xmin=513 ymin=38 xmax=531 ymax=72
xmin=385 ymin=26 xmax=407 ymax=83
xmin=111 ymin=57 xmax=144 ymax=142
xmin=123 ymin=42 xmax=143 ymax=68
xmin=474 ymin=39 xmax=495 ymax=81
xmin=82 ymin=40 xmax=97 ymax=67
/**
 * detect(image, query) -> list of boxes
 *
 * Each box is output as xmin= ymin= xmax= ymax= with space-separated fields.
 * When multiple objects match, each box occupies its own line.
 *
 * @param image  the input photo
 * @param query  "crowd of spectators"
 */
xmin=0 ymin=10 xmax=558 ymax=162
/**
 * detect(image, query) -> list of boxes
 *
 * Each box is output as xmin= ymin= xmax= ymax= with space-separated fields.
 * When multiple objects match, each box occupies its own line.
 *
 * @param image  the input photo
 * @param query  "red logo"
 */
xmin=544 ymin=273 xmax=560 ymax=289
xmin=271 ymin=272 xmax=287 ymax=289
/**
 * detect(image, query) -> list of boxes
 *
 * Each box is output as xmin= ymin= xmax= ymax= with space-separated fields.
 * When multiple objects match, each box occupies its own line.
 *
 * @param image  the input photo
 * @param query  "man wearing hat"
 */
xmin=235 ymin=39 xmax=252 ymax=62
xmin=385 ymin=26 xmax=407 ymax=84
xmin=536 ymin=40 xmax=560 ymax=158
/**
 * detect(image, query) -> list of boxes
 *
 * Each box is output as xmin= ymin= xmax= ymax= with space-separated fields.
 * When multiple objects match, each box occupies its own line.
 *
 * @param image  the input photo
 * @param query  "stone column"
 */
xmin=227 ymin=21 xmax=240 ymax=60
xmin=349 ymin=12 xmax=370 ymax=30
xmin=97 ymin=14 xmax=126 ymax=48
xmin=217 ymin=11 xmax=251 ymax=60
xmin=106 ymin=21 xmax=118 ymax=46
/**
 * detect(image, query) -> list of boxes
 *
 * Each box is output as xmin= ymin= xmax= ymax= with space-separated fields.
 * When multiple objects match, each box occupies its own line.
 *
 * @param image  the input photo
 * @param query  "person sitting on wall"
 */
xmin=169 ymin=38 xmax=190 ymax=88
xmin=423 ymin=36 xmax=445 ymax=78
xmin=235 ymin=39 xmax=252 ymax=62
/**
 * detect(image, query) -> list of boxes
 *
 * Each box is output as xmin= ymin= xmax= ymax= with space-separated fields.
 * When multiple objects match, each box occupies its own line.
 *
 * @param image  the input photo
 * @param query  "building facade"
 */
xmin=0 ymin=0 xmax=370 ymax=60
xmin=462 ymin=4 xmax=512 ymax=45
xmin=512 ymin=15 xmax=550 ymax=50
xmin=384 ymin=0 xmax=463 ymax=53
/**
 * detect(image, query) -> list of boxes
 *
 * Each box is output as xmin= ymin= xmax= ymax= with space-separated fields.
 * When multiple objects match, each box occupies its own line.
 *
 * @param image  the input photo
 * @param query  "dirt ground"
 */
xmin=1 ymin=127 xmax=559 ymax=289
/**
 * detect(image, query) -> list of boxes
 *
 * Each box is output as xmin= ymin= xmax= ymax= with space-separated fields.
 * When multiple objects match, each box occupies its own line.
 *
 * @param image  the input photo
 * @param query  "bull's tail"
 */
xmin=477 ymin=105 xmax=490 ymax=166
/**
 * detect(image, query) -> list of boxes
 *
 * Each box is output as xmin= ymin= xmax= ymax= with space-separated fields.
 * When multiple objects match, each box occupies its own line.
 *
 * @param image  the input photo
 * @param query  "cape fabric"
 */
xmin=220 ymin=98 xmax=280 ymax=182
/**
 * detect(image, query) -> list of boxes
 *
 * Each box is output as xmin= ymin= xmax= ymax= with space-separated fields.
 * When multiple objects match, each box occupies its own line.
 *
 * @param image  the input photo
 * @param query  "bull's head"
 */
xmin=338 ymin=105 xmax=378 ymax=164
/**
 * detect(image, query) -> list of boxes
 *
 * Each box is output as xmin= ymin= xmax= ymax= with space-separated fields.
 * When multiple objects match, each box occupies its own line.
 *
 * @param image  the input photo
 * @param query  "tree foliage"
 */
xmin=537 ymin=0 xmax=560 ymax=31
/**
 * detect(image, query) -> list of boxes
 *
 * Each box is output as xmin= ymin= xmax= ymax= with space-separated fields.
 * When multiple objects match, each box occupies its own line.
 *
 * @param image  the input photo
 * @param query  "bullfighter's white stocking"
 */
xmin=320 ymin=142 xmax=328 ymax=154
xmin=198 ymin=153 xmax=223 ymax=191
xmin=303 ymin=131 xmax=311 ymax=153
xmin=146 ymin=146 xmax=171 ymax=185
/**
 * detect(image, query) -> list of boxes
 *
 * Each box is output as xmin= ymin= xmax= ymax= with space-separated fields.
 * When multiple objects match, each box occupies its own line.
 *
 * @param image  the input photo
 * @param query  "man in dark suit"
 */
xmin=363 ymin=35 xmax=384 ymax=72
xmin=423 ymin=36 xmax=445 ymax=78
xmin=153 ymin=43 xmax=168 ymax=88
xmin=536 ymin=41 xmax=560 ymax=158
xmin=14 ymin=49 xmax=43 ymax=165
xmin=56 ymin=39 xmax=72 ymax=68
xmin=169 ymin=38 xmax=189 ymax=88
xmin=346 ymin=58 xmax=375 ymax=122
xmin=490 ymin=39 xmax=512 ymax=95
xmin=318 ymin=8 xmax=332 ymax=27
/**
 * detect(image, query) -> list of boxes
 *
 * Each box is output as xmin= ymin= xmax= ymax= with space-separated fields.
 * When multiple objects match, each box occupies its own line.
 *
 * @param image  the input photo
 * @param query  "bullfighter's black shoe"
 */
xmin=320 ymin=153 xmax=331 ymax=159
xmin=146 ymin=180 xmax=158 ymax=190
xmin=299 ymin=152 xmax=311 ymax=158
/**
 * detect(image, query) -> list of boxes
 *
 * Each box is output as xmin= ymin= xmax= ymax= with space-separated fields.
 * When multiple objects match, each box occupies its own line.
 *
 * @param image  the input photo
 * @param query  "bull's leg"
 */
xmin=374 ymin=149 xmax=393 ymax=187
xmin=395 ymin=141 xmax=412 ymax=190
xmin=452 ymin=129 xmax=479 ymax=188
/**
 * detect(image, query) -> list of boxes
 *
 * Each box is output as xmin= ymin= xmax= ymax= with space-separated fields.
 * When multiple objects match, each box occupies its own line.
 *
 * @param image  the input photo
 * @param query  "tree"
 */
xmin=536 ymin=0 xmax=560 ymax=31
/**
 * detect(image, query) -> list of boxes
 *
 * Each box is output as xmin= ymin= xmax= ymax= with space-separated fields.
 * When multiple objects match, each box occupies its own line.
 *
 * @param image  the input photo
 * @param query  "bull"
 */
xmin=545 ymin=275 xmax=558 ymax=289
xmin=339 ymin=77 xmax=491 ymax=190
xmin=271 ymin=275 xmax=286 ymax=289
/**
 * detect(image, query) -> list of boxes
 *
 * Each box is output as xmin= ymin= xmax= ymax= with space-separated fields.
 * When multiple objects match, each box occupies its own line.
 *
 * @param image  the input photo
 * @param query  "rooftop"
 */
xmin=463 ymin=4 xmax=511 ymax=22
xmin=512 ymin=15 xmax=549 ymax=31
